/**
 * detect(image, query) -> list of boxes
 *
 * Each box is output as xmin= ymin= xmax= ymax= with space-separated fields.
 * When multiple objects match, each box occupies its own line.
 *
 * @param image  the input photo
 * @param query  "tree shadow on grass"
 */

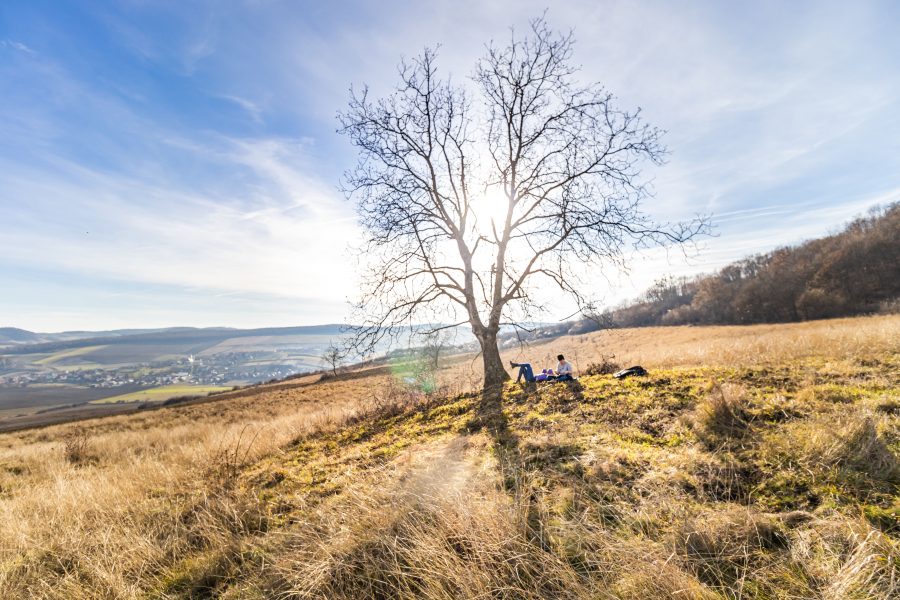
xmin=466 ymin=382 xmax=553 ymax=550
xmin=466 ymin=380 xmax=587 ymax=484
xmin=554 ymin=379 xmax=586 ymax=412
xmin=467 ymin=384 xmax=522 ymax=490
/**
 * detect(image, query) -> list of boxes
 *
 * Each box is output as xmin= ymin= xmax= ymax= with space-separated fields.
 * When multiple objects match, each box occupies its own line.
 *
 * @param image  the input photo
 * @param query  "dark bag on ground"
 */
xmin=613 ymin=365 xmax=648 ymax=379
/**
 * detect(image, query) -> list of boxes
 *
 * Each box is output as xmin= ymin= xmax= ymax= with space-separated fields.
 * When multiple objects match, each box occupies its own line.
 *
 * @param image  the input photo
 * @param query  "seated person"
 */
xmin=511 ymin=356 xmax=575 ymax=383
xmin=509 ymin=360 xmax=535 ymax=383
xmin=534 ymin=368 xmax=552 ymax=382
xmin=554 ymin=354 xmax=574 ymax=381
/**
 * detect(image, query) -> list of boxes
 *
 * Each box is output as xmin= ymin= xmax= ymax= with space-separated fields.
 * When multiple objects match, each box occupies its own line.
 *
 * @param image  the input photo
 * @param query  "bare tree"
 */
xmin=321 ymin=343 xmax=343 ymax=377
xmin=339 ymin=17 xmax=707 ymax=389
xmin=420 ymin=329 xmax=451 ymax=375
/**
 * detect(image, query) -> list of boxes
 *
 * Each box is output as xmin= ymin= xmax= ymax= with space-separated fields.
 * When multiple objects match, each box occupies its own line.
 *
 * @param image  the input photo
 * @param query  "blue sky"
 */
xmin=2 ymin=1 xmax=899 ymax=332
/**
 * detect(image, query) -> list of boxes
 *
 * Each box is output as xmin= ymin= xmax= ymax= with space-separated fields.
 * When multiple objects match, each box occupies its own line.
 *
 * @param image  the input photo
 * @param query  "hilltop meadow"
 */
xmin=0 ymin=315 xmax=898 ymax=598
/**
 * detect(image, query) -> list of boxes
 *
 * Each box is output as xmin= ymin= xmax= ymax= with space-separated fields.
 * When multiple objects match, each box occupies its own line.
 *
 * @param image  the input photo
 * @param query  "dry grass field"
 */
xmin=0 ymin=315 xmax=898 ymax=598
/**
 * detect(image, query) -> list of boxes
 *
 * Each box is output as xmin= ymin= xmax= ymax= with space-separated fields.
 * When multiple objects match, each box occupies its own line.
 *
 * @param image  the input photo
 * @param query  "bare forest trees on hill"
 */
xmin=601 ymin=203 xmax=900 ymax=328
xmin=339 ymin=17 xmax=707 ymax=388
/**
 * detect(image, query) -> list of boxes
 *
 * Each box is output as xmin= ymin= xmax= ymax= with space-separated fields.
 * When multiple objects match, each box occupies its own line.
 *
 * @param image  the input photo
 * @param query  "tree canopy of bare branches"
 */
xmin=339 ymin=17 xmax=707 ymax=388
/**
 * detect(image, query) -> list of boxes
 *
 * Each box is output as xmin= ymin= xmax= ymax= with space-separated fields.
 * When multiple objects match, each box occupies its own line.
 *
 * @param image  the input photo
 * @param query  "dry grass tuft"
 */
xmin=824 ymin=528 xmax=900 ymax=599
xmin=799 ymin=412 xmax=900 ymax=482
xmin=777 ymin=510 xmax=815 ymax=528
xmin=675 ymin=507 xmax=789 ymax=585
xmin=792 ymin=516 xmax=900 ymax=599
xmin=611 ymin=558 xmax=720 ymax=600
xmin=796 ymin=383 xmax=857 ymax=404
xmin=691 ymin=383 xmax=752 ymax=447
xmin=826 ymin=529 xmax=900 ymax=599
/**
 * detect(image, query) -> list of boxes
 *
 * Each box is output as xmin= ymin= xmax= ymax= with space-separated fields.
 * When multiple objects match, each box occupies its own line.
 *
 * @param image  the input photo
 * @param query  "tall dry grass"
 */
xmin=509 ymin=313 xmax=900 ymax=370
xmin=0 ymin=315 xmax=897 ymax=598
xmin=256 ymin=436 xmax=899 ymax=600
xmin=265 ymin=435 xmax=600 ymax=599
xmin=0 ymin=376 xmax=401 ymax=597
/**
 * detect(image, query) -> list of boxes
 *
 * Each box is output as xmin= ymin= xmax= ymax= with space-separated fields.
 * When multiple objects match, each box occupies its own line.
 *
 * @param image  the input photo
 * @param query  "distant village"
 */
xmin=0 ymin=352 xmax=301 ymax=389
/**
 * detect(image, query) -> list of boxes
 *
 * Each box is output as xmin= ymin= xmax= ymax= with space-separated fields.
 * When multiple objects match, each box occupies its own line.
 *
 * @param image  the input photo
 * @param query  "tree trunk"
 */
xmin=480 ymin=330 xmax=510 ymax=390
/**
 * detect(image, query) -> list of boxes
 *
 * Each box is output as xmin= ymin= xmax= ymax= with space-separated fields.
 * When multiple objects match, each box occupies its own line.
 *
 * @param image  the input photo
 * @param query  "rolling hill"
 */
xmin=0 ymin=327 xmax=41 ymax=344
xmin=0 ymin=324 xmax=346 ymax=354
xmin=505 ymin=203 xmax=900 ymax=343
xmin=0 ymin=315 xmax=897 ymax=598
xmin=0 ymin=324 xmax=351 ymax=422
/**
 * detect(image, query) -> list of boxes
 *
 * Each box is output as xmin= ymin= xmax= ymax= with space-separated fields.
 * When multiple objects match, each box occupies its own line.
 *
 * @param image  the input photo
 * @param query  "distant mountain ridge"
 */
xmin=0 ymin=324 xmax=347 ymax=352
xmin=0 ymin=327 xmax=192 ymax=345
xmin=0 ymin=328 xmax=42 ymax=344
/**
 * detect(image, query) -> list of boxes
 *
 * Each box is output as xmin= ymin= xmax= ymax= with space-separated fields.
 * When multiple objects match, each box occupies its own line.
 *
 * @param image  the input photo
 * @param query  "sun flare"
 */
xmin=471 ymin=185 xmax=511 ymax=237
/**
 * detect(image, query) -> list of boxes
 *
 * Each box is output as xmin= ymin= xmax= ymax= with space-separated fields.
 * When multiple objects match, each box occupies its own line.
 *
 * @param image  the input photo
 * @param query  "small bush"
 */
xmin=205 ymin=427 xmax=261 ymax=489
xmin=162 ymin=394 xmax=201 ymax=406
xmin=367 ymin=379 xmax=421 ymax=419
xmin=583 ymin=355 xmax=621 ymax=376
xmin=62 ymin=431 xmax=96 ymax=465
xmin=877 ymin=297 xmax=900 ymax=315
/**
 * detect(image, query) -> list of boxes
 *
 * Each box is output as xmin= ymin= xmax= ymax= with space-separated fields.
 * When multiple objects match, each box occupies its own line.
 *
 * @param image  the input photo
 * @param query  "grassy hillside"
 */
xmin=0 ymin=316 xmax=897 ymax=598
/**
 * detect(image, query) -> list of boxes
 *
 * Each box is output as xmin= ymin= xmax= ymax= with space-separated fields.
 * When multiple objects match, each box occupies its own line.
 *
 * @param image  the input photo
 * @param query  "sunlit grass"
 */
xmin=32 ymin=345 xmax=108 ymax=365
xmin=0 ymin=315 xmax=897 ymax=598
xmin=89 ymin=384 xmax=232 ymax=404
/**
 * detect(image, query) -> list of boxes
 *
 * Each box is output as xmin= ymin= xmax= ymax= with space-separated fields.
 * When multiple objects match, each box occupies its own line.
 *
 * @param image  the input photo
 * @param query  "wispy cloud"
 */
xmin=1 ymin=39 xmax=35 ymax=54
xmin=219 ymin=94 xmax=264 ymax=123
xmin=0 ymin=138 xmax=359 ymax=301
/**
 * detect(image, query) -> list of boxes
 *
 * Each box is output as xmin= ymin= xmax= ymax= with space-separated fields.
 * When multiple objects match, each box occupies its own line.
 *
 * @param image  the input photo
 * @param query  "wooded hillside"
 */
xmin=611 ymin=203 xmax=900 ymax=327
xmin=505 ymin=203 xmax=899 ymax=341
